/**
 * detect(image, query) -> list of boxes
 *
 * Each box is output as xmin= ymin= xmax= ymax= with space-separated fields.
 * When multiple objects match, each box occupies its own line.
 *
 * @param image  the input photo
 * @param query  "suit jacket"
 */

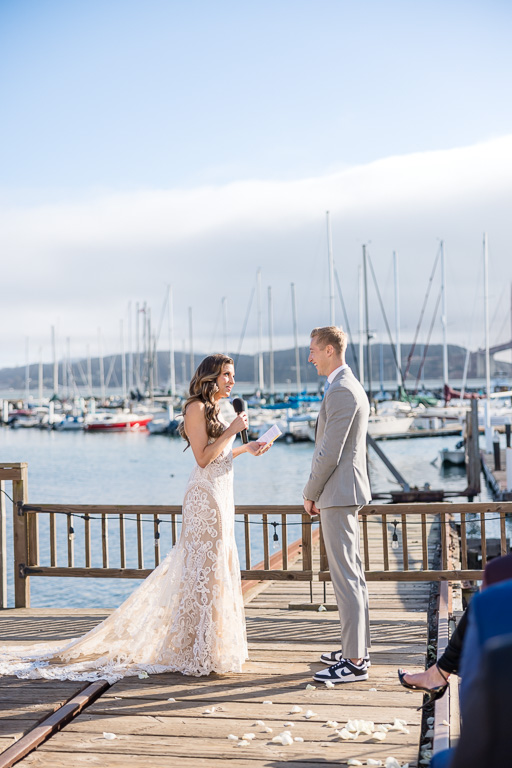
xmin=303 ymin=366 xmax=371 ymax=508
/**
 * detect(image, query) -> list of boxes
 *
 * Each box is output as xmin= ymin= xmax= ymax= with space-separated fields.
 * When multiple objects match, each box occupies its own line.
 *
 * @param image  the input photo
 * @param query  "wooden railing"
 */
xmin=2 ymin=464 xmax=512 ymax=608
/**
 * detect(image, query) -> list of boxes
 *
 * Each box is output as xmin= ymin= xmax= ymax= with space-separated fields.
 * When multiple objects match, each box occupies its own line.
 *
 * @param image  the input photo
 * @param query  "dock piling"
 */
xmin=493 ymin=434 xmax=502 ymax=471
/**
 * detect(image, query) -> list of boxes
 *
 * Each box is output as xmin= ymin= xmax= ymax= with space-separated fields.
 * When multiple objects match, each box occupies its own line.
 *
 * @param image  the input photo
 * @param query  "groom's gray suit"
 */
xmin=303 ymin=366 xmax=371 ymax=659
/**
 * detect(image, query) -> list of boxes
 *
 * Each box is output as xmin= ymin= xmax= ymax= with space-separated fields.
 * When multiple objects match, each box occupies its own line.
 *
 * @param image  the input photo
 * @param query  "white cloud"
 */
xmin=1 ymin=135 xmax=511 ymax=368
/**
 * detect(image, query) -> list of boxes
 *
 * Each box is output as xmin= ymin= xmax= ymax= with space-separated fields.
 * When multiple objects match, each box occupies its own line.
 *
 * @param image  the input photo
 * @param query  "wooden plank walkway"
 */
xmin=0 ymin=519 xmax=436 ymax=767
xmin=481 ymin=448 xmax=512 ymax=500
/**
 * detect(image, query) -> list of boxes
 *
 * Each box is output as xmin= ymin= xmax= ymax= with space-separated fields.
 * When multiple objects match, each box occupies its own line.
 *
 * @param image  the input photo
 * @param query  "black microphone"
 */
xmin=232 ymin=397 xmax=248 ymax=444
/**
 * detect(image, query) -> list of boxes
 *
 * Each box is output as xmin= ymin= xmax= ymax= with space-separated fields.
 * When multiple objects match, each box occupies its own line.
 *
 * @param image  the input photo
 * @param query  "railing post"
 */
xmin=12 ymin=463 xmax=29 ymax=608
xmin=0 ymin=480 xmax=7 ymax=608
xmin=301 ymin=513 xmax=313 ymax=572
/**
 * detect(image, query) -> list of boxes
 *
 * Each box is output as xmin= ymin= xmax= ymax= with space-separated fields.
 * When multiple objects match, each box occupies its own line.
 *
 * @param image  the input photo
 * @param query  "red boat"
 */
xmin=84 ymin=412 xmax=153 ymax=432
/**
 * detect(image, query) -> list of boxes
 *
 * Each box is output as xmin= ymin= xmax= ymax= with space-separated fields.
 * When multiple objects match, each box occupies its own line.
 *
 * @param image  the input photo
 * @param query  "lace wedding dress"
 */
xmin=0 ymin=432 xmax=248 ymax=683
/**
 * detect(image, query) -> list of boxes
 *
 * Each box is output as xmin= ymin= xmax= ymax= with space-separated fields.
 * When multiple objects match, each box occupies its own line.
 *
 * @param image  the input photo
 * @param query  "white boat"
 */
xmin=439 ymin=447 xmax=465 ymax=465
xmin=84 ymin=411 xmax=153 ymax=432
xmin=368 ymin=401 xmax=415 ymax=437
xmin=54 ymin=415 xmax=85 ymax=431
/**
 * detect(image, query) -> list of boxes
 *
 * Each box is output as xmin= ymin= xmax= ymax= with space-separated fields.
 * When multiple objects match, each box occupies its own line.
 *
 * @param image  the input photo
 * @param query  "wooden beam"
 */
xmin=0 ymin=680 xmax=108 ymax=768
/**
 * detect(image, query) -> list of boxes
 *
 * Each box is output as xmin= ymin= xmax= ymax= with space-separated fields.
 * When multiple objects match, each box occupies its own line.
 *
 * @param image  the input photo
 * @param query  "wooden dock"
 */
xmin=1 ymin=579 xmax=430 ymax=767
xmin=481 ymin=448 xmax=512 ymax=500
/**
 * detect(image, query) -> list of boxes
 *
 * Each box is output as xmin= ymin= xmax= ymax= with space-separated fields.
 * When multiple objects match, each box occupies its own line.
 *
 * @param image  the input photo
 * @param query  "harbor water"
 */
xmin=0 ymin=427 xmax=495 ymax=609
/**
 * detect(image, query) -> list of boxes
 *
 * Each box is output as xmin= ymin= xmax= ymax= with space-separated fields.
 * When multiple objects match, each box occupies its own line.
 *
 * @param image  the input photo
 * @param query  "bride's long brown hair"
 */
xmin=178 ymin=354 xmax=234 ymax=449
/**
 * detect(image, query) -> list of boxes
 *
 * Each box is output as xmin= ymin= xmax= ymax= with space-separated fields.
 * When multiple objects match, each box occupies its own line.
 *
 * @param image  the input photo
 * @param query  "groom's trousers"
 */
xmin=320 ymin=504 xmax=371 ymax=659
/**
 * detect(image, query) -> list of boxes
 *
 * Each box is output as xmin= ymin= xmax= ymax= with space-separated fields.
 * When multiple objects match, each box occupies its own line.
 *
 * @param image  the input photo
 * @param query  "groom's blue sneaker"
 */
xmin=314 ymin=658 xmax=369 ymax=684
xmin=320 ymin=649 xmax=371 ymax=667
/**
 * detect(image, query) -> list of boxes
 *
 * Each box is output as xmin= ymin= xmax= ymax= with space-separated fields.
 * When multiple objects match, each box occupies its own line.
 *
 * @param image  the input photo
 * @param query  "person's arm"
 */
xmin=185 ymin=401 xmax=247 ymax=468
xmin=232 ymin=441 xmax=272 ymax=459
xmin=303 ymin=387 xmax=357 ymax=503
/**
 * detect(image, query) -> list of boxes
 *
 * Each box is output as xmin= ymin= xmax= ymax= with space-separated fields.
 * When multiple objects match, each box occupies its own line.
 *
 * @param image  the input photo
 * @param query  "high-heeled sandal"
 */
xmin=397 ymin=663 xmax=450 ymax=710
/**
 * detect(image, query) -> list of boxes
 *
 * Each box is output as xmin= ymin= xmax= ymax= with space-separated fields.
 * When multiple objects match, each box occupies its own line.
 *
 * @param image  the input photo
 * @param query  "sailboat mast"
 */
xmin=363 ymin=245 xmax=372 ymax=400
xmin=51 ymin=325 xmax=58 ymax=396
xmin=87 ymin=344 xmax=92 ymax=396
xmin=168 ymin=286 xmax=176 ymax=396
xmin=393 ymin=251 xmax=401 ymax=396
xmin=120 ymin=320 xmax=127 ymax=399
xmin=98 ymin=328 xmax=105 ymax=401
xmin=127 ymin=301 xmax=133 ymax=392
xmin=188 ymin=306 xmax=194 ymax=379
xmin=326 ymin=211 xmax=335 ymax=325
xmin=25 ymin=338 xmax=30 ymax=403
xmin=358 ymin=266 xmax=364 ymax=386
xmin=291 ymin=282 xmax=302 ymax=393
xmin=483 ymin=232 xmax=492 ymax=453
xmin=257 ymin=268 xmax=264 ymax=392
xmin=38 ymin=347 xmax=43 ymax=402
xmin=440 ymin=240 xmax=449 ymax=389
xmin=222 ymin=297 xmax=228 ymax=356
xmin=268 ymin=286 xmax=275 ymax=396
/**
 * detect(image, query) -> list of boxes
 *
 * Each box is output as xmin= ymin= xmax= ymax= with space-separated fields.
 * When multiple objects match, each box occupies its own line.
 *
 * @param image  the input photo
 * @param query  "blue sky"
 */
xmin=1 ymin=0 xmax=511 ymax=370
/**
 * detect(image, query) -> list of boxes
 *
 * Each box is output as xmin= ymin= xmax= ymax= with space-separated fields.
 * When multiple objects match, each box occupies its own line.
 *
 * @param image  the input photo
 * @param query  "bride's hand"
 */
xmin=246 ymin=441 xmax=271 ymax=456
xmin=229 ymin=413 xmax=249 ymax=435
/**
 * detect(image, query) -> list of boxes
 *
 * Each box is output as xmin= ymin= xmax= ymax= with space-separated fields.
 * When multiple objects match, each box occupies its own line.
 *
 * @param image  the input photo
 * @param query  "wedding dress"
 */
xmin=0 ymin=431 xmax=248 ymax=683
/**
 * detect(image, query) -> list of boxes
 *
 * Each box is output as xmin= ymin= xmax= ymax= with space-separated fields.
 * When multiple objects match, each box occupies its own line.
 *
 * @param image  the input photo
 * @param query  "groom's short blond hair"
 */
xmin=310 ymin=326 xmax=347 ymax=356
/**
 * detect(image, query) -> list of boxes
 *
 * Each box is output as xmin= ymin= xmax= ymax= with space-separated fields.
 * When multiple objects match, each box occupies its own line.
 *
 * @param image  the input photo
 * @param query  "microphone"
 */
xmin=232 ymin=397 xmax=248 ymax=444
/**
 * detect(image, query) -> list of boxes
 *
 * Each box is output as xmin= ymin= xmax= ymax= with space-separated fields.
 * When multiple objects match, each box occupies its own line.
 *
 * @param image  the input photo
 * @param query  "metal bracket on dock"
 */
xmin=18 ymin=563 xmax=26 ymax=579
xmin=16 ymin=502 xmax=25 ymax=516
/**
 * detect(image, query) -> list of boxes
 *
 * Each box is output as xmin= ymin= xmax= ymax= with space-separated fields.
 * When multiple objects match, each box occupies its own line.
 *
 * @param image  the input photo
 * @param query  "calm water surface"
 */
xmin=0 ymin=428 xmax=493 ymax=608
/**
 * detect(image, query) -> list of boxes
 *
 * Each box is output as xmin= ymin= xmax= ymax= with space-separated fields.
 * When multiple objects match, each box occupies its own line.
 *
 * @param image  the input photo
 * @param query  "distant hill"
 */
xmin=1 ymin=343 xmax=510 ymax=396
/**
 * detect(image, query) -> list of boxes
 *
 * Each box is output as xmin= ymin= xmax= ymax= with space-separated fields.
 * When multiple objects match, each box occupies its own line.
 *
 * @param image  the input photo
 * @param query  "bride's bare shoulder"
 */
xmin=184 ymin=400 xmax=205 ymax=422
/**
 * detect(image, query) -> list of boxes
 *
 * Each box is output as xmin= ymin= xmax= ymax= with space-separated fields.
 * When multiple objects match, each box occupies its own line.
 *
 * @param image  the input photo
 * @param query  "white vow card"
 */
xmin=258 ymin=424 xmax=282 ymax=445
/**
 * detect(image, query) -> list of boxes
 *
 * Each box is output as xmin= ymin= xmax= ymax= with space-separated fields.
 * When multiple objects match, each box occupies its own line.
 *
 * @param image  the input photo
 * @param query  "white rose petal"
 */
xmin=283 ymin=721 xmax=294 ymax=727
xmin=442 ymin=719 xmax=450 ymax=727
xmin=280 ymin=733 xmax=294 ymax=745
xmin=369 ymin=687 xmax=378 ymax=691
xmin=237 ymin=740 xmax=250 ymax=747
xmin=227 ymin=734 xmax=238 ymax=741
xmin=305 ymin=684 xmax=316 ymax=690
xmin=370 ymin=731 xmax=386 ymax=741
xmin=290 ymin=705 xmax=302 ymax=714
xmin=325 ymin=680 xmax=335 ymax=689
xmin=318 ymin=604 xmax=327 ymax=611
xmin=385 ymin=758 xmax=402 ymax=768
xmin=304 ymin=710 xmax=317 ymax=719
xmin=326 ymin=720 xmax=339 ymax=729
xmin=367 ymin=761 xmax=383 ymax=767
xmin=272 ymin=735 xmax=284 ymax=744
xmin=346 ymin=720 xmax=358 ymax=733
xmin=166 ymin=698 xmax=176 ymax=703
xmin=137 ymin=671 xmax=149 ymax=679
xmin=254 ymin=720 xmax=265 ymax=727
xmin=262 ymin=700 xmax=273 ymax=705
xmin=264 ymin=726 xmax=273 ymax=733
xmin=102 ymin=732 xmax=117 ymax=740
xmin=294 ymin=736 xmax=304 ymax=742
xmin=242 ymin=733 xmax=256 ymax=741
xmin=347 ymin=760 xmax=363 ymax=766
xmin=337 ymin=728 xmax=356 ymax=740
xmin=377 ymin=724 xmax=390 ymax=732
xmin=388 ymin=718 xmax=408 ymax=731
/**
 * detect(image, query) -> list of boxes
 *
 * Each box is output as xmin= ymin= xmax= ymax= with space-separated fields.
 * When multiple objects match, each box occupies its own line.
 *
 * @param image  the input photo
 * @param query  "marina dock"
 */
xmin=1 ymin=581 xmax=428 ymax=768
xmin=0 ymin=510 xmax=437 ymax=768
xmin=481 ymin=448 xmax=512 ymax=500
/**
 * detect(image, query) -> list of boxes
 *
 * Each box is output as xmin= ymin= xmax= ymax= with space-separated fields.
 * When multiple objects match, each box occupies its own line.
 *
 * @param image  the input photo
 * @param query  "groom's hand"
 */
xmin=303 ymin=499 xmax=320 ymax=517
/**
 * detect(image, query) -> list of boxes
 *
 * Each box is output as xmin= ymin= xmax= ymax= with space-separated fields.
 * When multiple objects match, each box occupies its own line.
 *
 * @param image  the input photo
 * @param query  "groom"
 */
xmin=303 ymin=326 xmax=371 ymax=683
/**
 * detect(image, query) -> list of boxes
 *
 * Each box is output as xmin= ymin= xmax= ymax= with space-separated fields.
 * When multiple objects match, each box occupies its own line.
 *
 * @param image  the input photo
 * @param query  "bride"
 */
xmin=0 ymin=354 xmax=270 ymax=682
